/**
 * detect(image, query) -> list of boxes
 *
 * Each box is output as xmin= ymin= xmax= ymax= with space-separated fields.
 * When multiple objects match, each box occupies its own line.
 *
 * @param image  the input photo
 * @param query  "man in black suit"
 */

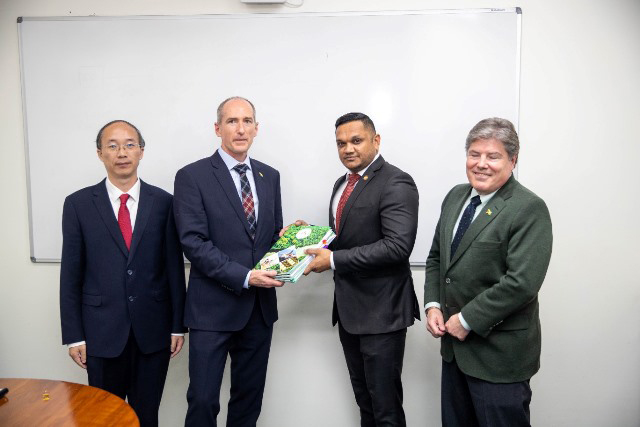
xmin=305 ymin=112 xmax=420 ymax=427
xmin=60 ymin=120 xmax=186 ymax=427
xmin=173 ymin=97 xmax=284 ymax=427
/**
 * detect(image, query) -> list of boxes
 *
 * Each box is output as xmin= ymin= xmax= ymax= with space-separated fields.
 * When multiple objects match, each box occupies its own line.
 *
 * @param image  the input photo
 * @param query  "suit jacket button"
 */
xmin=445 ymin=278 xmax=451 ymax=284
xmin=127 ymin=270 xmax=133 ymax=276
xmin=128 ymin=296 xmax=135 ymax=302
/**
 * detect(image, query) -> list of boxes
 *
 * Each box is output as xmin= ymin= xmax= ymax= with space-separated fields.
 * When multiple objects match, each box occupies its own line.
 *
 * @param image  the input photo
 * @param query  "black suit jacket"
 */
xmin=173 ymin=151 xmax=282 ymax=331
xmin=329 ymin=156 xmax=420 ymax=334
xmin=60 ymin=179 xmax=186 ymax=358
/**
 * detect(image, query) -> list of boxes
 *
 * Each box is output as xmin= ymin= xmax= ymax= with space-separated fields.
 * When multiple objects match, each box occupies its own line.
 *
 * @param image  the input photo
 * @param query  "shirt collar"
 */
xmin=344 ymin=153 xmax=380 ymax=178
xmin=218 ymin=148 xmax=252 ymax=172
xmin=469 ymin=187 xmax=498 ymax=204
xmin=105 ymin=177 xmax=140 ymax=203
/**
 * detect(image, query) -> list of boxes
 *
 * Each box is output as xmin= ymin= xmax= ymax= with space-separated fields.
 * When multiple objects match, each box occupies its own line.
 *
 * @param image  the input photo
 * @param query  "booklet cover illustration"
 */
xmin=253 ymin=225 xmax=336 ymax=283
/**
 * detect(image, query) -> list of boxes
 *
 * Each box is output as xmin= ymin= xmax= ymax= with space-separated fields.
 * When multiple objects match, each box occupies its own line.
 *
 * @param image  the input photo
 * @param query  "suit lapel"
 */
xmin=251 ymin=159 xmax=266 ymax=239
xmin=92 ymin=180 xmax=128 ymax=258
xmin=329 ymin=175 xmax=345 ymax=231
xmin=336 ymin=155 xmax=385 ymax=237
xmin=449 ymin=175 xmax=517 ymax=267
xmin=210 ymin=152 xmax=254 ymax=239
xmin=444 ymin=187 xmax=472 ymax=268
xmin=128 ymin=180 xmax=154 ymax=263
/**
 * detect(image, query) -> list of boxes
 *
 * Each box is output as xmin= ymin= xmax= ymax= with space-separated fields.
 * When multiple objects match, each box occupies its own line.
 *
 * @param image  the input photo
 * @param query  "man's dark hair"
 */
xmin=335 ymin=112 xmax=376 ymax=134
xmin=95 ymin=120 xmax=146 ymax=150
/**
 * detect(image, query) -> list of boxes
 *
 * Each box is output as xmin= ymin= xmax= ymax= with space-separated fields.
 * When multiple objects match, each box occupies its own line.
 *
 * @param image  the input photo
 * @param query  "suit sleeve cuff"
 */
xmin=243 ymin=271 xmax=251 ymax=289
xmin=458 ymin=312 xmax=471 ymax=331
xmin=67 ymin=341 xmax=86 ymax=348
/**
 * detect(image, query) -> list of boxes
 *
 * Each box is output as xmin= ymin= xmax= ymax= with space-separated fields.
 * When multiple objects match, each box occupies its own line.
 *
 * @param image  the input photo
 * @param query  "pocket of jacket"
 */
xmin=82 ymin=294 xmax=102 ymax=306
xmin=152 ymin=290 xmax=169 ymax=301
xmin=470 ymin=241 xmax=501 ymax=249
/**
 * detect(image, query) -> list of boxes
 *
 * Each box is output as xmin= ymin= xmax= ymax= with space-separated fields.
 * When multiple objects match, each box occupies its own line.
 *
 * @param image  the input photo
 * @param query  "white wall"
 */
xmin=0 ymin=1 xmax=638 ymax=426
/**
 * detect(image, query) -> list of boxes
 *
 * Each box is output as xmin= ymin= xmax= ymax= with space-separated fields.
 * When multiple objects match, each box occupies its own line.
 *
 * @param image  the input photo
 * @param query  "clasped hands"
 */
xmin=426 ymin=308 xmax=470 ymax=341
xmin=279 ymin=220 xmax=332 ymax=276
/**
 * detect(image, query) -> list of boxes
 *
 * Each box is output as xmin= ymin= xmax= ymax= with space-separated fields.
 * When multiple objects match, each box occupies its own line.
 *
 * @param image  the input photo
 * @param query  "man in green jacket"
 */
xmin=424 ymin=117 xmax=552 ymax=427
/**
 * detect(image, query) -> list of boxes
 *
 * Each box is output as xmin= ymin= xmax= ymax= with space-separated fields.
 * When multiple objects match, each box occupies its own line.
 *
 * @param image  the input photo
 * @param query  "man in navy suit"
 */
xmin=60 ymin=120 xmax=187 ymax=427
xmin=173 ymin=97 xmax=284 ymax=427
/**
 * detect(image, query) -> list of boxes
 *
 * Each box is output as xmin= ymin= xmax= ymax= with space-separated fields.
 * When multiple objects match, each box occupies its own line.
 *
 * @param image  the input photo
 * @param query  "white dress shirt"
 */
xmin=425 ymin=187 xmax=498 ymax=331
xmin=217 ymin=148 xmax=259 ymax=289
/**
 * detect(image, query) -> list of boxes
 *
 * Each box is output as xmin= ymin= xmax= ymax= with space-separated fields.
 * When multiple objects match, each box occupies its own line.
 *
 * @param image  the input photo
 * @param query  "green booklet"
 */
xmin=253 ymin=225 xmax=336 ymax=283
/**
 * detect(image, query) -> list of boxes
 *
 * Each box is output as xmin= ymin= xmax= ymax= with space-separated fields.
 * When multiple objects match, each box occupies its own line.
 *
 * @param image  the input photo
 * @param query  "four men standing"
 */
xmin=60 ymin=106 xmax=551 ymax=427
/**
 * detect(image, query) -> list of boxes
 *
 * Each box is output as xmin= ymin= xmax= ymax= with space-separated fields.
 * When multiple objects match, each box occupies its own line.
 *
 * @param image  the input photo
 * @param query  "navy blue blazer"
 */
xmin=173 ymin=151 xmax=282 ymax=331
xmin=60 ymin=179 xmax=186 ymax=358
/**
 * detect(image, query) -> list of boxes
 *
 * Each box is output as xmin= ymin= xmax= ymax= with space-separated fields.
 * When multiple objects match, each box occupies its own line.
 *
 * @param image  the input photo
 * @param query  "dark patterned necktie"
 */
xmin=233 ymin=163 xmax=257 ymax=239
xmin=118 ymin=194 xmax=132 ymax=250
xmin=450 ymin=195 xmax=481 ymax=260
xmin=335 ymin=173 xmax=360 ymax=234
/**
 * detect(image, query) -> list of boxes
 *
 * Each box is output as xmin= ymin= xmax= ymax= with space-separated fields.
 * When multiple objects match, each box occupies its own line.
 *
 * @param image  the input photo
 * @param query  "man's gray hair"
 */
xmin=465 ymin=117 xmax=519 ymax=160
xmin=216 ymin=96 xmax=256 ymax=124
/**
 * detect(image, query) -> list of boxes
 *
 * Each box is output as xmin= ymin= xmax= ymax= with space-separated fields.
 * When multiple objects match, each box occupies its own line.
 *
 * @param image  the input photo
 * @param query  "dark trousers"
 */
xmin=441 ymin=359 xmax=532 ymax=427
xmin=86 ymin=331 xmax=170 ymax=427
xmin=338 ymin=322 xmax=407 ymax=427
xmin=185 ymin=298 xmax=273 ymax=427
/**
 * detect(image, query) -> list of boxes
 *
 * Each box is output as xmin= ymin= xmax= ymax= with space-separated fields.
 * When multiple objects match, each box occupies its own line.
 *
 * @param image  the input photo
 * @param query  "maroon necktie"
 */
xmin=118 ymin=194 xmax=133 ymax=250
xmin=233 ymin=164 xmax=257 ymax=239
xmin=335 ymin=173 xmax=360 ymax=234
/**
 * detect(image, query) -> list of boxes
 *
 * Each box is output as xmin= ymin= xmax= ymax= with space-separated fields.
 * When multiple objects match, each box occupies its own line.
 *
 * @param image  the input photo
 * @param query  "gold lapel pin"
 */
xmin=259 ymin=172 xmax=264 ymax=177
xmin=486 ymin=208 xmax=492 ymax=216
xmin=363 ymin=175 xmax=368 ymax=181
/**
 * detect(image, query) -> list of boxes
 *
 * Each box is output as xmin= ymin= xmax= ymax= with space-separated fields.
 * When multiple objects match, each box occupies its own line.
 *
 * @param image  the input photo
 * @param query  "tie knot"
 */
xmin=233 ymin=163 xmax=249 ymax=175
xmin=348 ymin=173 xmax=361 ymax=184
xmin=119 ymin=194 xmax=130 ymax=205
xmin=470 ymin=195 xmax=481 ymax=207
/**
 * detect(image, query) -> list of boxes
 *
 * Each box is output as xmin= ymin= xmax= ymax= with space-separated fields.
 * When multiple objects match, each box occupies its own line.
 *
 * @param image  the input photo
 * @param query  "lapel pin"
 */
xmin=259 ymin=172 xmax=264 ymax=177
xmin=363 ymin=175 xmax=368 ymax=181
xmin=486 ymin=208 xmax=492 ymax=216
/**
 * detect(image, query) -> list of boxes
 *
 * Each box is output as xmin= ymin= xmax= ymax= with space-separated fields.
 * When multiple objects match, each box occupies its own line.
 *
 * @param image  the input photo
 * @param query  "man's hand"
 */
xmin=426 ymin=308 xmax=446 ymax=338
xmin=170 ymin=335 xmax=184 ymax=359
xmin=445 ymin=313 xmax=470 ymax=341
xmin=249 ymin=269 xmax=285 ymax=288
xmin=68 ymin=344 xmax=87 ymax=369
xmin=303 ymin=248 xmax=332 ymax=275
xmin=279 ymin=220 xmax=309 ymax=237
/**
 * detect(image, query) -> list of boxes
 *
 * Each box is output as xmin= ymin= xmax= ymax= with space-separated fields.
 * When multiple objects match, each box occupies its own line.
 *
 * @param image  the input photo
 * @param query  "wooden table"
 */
xmin=0 ymin=378 xmax=139 ymax=426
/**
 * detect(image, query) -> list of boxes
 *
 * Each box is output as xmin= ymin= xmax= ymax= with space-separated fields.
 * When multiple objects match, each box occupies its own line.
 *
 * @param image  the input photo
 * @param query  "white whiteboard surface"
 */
xmin=18 ymin=9 xmax=521 ymax=263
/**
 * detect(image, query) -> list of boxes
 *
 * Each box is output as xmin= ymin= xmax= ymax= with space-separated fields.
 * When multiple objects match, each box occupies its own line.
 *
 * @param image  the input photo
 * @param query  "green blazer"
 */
xmin=424 ymin=175 xmax=552 ymax=383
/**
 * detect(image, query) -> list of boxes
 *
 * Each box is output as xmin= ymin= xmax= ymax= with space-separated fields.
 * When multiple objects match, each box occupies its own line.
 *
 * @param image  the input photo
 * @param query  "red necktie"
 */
xmin=335 ymin=173 xmax=360 ymax=234
xmin=118 ymin=194 xmax=133 ymax=250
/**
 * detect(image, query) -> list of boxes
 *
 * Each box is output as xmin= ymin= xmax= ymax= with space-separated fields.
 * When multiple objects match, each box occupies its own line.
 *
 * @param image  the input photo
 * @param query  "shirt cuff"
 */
xmin=424 ymin=302 xmax=441 ymax=311
xmin=330 ymin=252 xmax=336 ymax=270
xmin=171 ymin=333 xmax=184 ymax=337
xmin=67 ymin=341 xmax=86 ymax=348
xmin=458 ymin=312 xmax=471 ymax=331
xmin=243 ymin=271 xmax=251 ymax=289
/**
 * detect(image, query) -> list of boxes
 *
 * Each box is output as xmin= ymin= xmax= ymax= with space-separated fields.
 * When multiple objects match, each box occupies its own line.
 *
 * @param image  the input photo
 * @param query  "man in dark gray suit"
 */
xmin=305 ymin=112 xmax=420 ymax=427
xmin=424 ymin=118 xmax=553 ymax=427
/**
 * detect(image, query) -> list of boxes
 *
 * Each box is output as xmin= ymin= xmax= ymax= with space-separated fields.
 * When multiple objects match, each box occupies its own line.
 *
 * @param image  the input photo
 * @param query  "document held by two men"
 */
xmin=253 ymin=225 xmax=336 ymax=283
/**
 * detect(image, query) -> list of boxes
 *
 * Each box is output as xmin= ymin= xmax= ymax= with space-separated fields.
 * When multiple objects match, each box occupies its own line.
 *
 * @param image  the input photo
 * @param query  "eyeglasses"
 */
xmin=101 ymin=143 xmax=142 ymax=152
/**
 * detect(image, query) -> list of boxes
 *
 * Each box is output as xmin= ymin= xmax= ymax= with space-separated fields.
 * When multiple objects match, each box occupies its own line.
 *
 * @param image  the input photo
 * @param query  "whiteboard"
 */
xmin=18 ymin=9 xmax=521 ymax=263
